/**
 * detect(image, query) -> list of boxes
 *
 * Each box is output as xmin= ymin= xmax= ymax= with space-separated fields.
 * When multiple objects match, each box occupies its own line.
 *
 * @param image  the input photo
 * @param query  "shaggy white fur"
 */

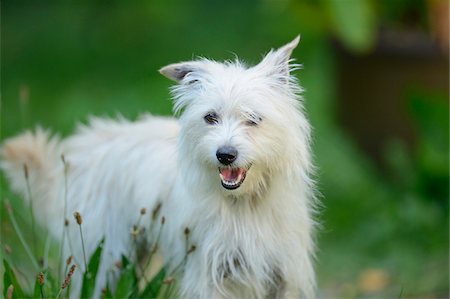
xmin=1 ymin=36 xmax=317 ymax=299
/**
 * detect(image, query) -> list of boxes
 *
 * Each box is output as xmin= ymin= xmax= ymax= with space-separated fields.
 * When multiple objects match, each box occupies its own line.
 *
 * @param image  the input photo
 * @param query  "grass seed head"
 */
xmin=73 ymin=212 xmax=82 ymax=225
xmin=130 ymin=225 xmax=139 ymax=236
xmin=37 ymin=272 xmax=45 ymax=285
xmin=66 ymin=255 xmax=73 ymax=265
xmin=61 ymin=264 xmax=77 ymax=289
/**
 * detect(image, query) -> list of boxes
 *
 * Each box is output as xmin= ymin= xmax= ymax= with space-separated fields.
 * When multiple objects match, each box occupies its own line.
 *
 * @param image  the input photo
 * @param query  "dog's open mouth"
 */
xmin=218 ymin=167 xmax=247 ymax=190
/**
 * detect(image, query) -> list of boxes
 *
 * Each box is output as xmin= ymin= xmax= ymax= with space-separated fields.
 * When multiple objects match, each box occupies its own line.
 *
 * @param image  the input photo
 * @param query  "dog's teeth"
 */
xmin=218 ymin=167 xmax=247 ymax=189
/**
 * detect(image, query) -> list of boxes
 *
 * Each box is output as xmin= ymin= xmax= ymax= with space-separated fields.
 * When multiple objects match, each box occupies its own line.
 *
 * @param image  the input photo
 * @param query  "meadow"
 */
xmin=1 ymin=1 xmax=448 ymax=298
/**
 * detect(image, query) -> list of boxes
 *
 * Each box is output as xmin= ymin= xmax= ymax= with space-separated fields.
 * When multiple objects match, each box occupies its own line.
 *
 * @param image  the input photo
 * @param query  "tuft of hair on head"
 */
xmin=158 ymin=35 xmax=301 ymax=94
xmin=158 ymin=35 xmax=302 ymax=118
xmin=159 ymin=35 xmax=300 ymax=82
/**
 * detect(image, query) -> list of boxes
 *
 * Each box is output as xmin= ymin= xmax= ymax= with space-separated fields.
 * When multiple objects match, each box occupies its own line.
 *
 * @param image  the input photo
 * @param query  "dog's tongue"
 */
xmin=220 ymin=168 xmax=242 ymax=181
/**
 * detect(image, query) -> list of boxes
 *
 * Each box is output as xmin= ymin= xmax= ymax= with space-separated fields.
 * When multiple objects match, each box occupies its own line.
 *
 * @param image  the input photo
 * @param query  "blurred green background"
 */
xmin=1 ymin=0 xmax=449 ymax=298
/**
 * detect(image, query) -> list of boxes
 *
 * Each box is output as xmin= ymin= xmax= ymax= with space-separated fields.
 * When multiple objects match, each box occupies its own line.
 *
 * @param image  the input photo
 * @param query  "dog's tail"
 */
xmin=1 ymin=128 xmax=62 ymax=216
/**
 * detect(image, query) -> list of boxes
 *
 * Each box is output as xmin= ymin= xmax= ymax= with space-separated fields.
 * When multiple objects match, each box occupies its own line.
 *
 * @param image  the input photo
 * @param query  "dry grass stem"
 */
xmin=56 ymin=264 xmax=77 ymax=299
xmin=74 ymin=211 xmax=88 ymax=273
xmin=59 ymin=154 xmax=70 ymax=286
xmin=37 ymin=272 xmax=45 ymax=299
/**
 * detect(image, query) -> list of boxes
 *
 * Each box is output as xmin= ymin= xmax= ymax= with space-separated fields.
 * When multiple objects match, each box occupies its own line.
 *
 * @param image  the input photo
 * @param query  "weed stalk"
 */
xmin=23 ymin=164 xmax=37 ymax=260
xmin=59 ymin=155 xmax=69 ymax=285
xmin=74 ymin=212 xmax=88 ymax=274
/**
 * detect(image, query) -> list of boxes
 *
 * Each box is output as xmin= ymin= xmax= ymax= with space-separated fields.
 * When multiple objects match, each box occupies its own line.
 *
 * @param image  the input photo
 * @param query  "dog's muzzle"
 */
xmin=218 ymin=166 xmax=247 ymax=190
xmin=216 ymin=146 xmax=248 ymax=190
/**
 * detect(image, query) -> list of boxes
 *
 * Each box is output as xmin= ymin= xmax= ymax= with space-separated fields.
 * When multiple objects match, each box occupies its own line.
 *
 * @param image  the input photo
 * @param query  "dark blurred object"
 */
xmin=335 ymin=12 xmax=448 ymax=167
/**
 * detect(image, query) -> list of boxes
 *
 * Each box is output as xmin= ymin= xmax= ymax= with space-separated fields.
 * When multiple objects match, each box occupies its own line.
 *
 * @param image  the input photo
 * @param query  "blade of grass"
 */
xmin=139 ymin=267 xmax=166 ymax=298
xmin=3 ymin=259 xmax=26 ymax=298
xmin=4 ymin=200 xmax=40 ymax=271
xmin=23 ymin=164 xmax=37 ymax=260
xmin=59 ymin=155 xmax=69 ymax=287
xmin=81 ymin=240 xmax=104 ymax=298
xmin=114 ymin=256 xmax=137 ymax=299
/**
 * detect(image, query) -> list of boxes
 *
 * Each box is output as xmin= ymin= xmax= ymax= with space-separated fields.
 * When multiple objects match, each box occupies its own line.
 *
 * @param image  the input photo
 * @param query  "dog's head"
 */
xmin=160 ymin=36 xmax=311 ymax=197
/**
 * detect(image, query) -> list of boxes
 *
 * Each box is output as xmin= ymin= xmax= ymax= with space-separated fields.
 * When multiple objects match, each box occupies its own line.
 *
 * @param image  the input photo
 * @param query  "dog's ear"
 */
xmin=159 ymin=62 xmax=202 ymax=83
xmin=257 ymin=35 xmax=300 ymax=79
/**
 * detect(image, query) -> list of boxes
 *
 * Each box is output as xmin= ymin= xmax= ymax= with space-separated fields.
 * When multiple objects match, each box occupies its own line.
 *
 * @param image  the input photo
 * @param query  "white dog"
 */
xmin=1 ymin=36 xmax=316 ymax=299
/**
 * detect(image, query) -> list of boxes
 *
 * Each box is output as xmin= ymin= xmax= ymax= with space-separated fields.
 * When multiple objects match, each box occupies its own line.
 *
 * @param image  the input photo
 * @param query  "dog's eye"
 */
xmin=204 ymin=112 xmax=219 ymax=125
xmin=246 ymin=119 xmax=258 ymax=126
xmin=246 ymin=115 xmax=262 ymax=126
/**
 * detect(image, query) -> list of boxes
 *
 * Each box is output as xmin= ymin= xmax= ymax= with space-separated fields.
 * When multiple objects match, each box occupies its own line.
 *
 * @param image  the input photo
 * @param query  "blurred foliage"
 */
xmin=3 ymin=241 xmax=176 ymax=298
xmin=322 ymin=0 xmax=376 ymax=51
xmin=1 ymin=0 xmax=448 ymax=298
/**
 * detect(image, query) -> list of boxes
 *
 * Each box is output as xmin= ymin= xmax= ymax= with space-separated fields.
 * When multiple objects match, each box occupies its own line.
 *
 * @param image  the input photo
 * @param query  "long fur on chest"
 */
xmin=179 ymin=175 xmax=313 ymax=298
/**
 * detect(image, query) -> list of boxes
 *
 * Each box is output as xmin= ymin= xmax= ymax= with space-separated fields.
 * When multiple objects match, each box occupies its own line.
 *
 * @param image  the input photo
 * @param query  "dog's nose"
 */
xmin=216 ymin=146 xmax=238 ymax=165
